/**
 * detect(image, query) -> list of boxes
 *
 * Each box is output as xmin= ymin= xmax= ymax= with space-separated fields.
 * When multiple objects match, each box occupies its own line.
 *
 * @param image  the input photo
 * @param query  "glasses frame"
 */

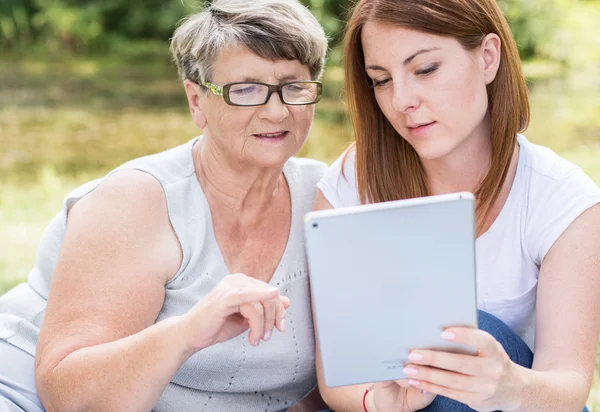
xmin=202 ymin=80 xmax=323 ymax=107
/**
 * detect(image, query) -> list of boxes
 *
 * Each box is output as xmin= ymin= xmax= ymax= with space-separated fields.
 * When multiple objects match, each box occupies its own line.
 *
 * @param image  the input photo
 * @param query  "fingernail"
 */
xmin=263 ymin=330 xmax=272 ymax=341
xmin=253 ymin=339 xmax=260 ymax=346
xmin=421 ymin=390 xmax=428 ymax=395
xmin=403 ymin=367 xmax=419 ymax=376
xmin=408 ymin=379 xmax=420 ymax=386
xmin=280 ymin=319 xmax=286 ymax=332
xmin=441 ymin=331 xmax=456 ymax=341
xmin=408 ymin=352 xmax=423 ymax=362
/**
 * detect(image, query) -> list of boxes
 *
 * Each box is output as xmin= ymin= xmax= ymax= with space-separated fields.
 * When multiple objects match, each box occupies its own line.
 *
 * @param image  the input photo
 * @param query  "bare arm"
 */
xmin=311 ymin=190 xmax=373 ymax=411
xmin=514 ymin=203 xmax=600 ymax=411
xmin=36 ymin=170 xmax=291 ymax=412
xmin=35 ymin=170 xmax=187 ymax=412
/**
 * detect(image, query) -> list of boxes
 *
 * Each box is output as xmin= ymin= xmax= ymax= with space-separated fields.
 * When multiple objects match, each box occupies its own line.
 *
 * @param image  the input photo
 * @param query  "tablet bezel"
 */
xmin=305 ymin=192 xmax=478 ymax=387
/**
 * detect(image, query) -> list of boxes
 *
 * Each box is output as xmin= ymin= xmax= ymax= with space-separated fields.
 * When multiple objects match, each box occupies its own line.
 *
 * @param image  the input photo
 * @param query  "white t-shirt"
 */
xmin=317 ymin=135 xmax=600 ymax=349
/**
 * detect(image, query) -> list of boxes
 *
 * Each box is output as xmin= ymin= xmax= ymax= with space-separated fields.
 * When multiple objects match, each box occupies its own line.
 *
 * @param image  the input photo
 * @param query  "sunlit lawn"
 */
xmin=0 ymin=54 xmax=599 ymax=409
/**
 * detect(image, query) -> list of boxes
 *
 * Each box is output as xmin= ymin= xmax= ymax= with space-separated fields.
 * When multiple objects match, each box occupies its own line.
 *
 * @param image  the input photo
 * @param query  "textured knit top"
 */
xmin=0 ymin=137 xmax=327 ymax=411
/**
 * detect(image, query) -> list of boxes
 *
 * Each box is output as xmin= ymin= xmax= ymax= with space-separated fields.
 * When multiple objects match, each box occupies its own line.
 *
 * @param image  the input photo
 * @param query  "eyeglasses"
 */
xmin=202 ymin=81 xmax=323 ymax=107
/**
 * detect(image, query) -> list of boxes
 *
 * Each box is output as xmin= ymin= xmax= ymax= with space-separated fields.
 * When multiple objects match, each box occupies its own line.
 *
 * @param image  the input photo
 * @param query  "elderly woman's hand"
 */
xmin=178 ymin=273 xmax=289 ymax=354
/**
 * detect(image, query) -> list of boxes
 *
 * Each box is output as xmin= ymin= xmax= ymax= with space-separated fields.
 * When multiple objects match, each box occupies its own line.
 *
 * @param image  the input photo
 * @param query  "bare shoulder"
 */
xmin=36 ymin=169 xmax=182 ymax=374
xmin=68 ymin=169 xmax=182 ymax=281
xmin=71 ymin=169 xmax=168 ymax=224
xmin=578 ymin=202 xmax=600 ymax=224
xmin=581 ymin=201 xmax=600 ymax=221
xmin=552 ymin=202 xmax=600 ymax=250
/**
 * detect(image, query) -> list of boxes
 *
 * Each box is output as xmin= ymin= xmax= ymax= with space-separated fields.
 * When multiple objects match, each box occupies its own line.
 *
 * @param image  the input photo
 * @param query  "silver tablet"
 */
xmin=304 ymin=192 xmax=478 ymax=388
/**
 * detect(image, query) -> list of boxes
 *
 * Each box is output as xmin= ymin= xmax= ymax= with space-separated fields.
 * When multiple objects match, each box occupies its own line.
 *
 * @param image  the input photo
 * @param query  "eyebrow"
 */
xmin=366 ymin=47 xmax=441 ymax=71
xmin=239 ymin=75 xmax=302 ymax=83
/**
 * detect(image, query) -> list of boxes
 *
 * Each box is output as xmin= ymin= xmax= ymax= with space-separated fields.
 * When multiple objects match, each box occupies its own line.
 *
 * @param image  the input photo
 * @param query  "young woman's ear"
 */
xmin=184 ymin=80 xmax=208 ymax=129
xmin=481 ymin=33 xmax=502 ymax=85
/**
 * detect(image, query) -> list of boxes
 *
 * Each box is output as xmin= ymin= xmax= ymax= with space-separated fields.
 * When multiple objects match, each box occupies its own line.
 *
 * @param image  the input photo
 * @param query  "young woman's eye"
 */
xmin=372 ymin=78 xmax=391 ymax=88
xmin=416 ymin=64 xmax=439 ymax=76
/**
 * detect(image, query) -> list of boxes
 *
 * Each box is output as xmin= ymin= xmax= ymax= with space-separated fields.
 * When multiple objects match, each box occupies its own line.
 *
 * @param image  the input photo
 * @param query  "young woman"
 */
xmin=314 ymin=1 xmax=600 ymax=411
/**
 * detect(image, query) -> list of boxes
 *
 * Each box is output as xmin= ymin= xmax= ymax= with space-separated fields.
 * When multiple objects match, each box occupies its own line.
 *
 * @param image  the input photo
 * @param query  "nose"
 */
xmin=258 ymin=91 xmax=289 ymax=122
xmin=391 ymin=79 xmax=419 ymax=114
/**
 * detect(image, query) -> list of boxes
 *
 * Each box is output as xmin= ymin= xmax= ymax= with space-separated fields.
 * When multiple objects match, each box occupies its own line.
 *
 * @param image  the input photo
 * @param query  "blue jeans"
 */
xmin=422 ymin=310 xmax=589 ymax=412
xmin=320 ymin=310 xmax=589 ymax=412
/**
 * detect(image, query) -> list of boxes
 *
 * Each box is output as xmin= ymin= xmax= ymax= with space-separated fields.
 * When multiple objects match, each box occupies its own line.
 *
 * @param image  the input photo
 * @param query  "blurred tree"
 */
xmin=0 ymin=0 xmax=37 ymax=47
xmin=0 ymin=0 xmax=197 ymax=52
xmin=301 ymin=0 xmax=349 ymax=47
xmin=0 ymin=0 xmax=598 ymax=62
xmin=498 ymin=0 xmax=571 ymax=60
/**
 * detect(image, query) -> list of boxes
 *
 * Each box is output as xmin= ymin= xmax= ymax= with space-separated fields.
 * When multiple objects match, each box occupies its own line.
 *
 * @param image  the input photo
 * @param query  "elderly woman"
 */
xmin=0 ymin=1 xmax=328 ymax=411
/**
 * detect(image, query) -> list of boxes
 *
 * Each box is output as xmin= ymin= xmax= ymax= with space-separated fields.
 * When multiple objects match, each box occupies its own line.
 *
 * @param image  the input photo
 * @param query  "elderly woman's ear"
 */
xmin=184 ymin=79 xmax=208 ymax=129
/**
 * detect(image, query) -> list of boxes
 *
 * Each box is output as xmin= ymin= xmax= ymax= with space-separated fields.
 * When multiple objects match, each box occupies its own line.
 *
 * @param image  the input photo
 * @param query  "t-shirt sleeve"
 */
xmin=525 ymin=167 xmax=600 ymax=265
xmin=316 ymin=149 xmax=361 ymax=208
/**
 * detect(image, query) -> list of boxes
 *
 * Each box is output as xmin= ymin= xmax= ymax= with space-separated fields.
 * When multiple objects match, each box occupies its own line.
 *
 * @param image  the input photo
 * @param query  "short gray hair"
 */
xmin=170 ymin=0 xmax=329 ymax=85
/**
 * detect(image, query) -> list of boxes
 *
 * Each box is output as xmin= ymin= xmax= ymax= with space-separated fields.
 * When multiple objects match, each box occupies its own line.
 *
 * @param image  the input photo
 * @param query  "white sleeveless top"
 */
xmin=317 ymin=135 xmax=600 ymax=349
xmin=0 ymin=137 xmax=327 ymax=411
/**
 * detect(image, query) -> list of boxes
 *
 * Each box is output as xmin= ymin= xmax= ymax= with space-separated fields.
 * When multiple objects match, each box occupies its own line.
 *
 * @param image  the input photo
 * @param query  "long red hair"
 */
xmin=343 ymin=0 xmax=530 ymax=233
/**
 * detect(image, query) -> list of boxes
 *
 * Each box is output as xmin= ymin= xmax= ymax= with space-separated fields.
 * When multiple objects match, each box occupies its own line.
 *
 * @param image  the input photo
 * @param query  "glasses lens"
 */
xmin=282 ymin=82 xmax=320 ymax=104
xmin=227 ymin=83 xmax=269 ymax=105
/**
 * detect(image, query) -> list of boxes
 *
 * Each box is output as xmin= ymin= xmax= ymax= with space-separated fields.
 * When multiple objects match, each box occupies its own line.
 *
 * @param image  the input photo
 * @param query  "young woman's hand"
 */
xmin=178 ymin=273 xmax=290 ymax=354
xmin=401 ymin=328 xmax=522 ymax=412
xmin=371 ymin=379 xmax=437 ymax=412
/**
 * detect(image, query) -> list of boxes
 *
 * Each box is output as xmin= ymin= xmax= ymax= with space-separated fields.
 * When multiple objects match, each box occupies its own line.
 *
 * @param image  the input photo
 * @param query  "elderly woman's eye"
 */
xmin=231 ymin=84 xmax=261 ymax=95
xmin=286 ymin=84 xmax=312 ymax=95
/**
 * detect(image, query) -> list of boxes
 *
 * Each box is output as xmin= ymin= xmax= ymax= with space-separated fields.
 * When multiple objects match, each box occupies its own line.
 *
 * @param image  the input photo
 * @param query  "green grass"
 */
xmin=0 ymin=169 xmax=81 ymax=292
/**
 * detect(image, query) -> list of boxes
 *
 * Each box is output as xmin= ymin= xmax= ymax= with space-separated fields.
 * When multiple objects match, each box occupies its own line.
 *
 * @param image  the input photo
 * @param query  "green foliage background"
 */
xmin=1 ymin=0 xmax=598 ymax=63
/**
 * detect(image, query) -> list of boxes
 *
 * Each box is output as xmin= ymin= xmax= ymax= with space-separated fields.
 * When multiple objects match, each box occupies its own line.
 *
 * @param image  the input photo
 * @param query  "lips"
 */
xmin=406 ymin=121 xmax=436 ymax=137
xmin=407 ymin=121 xmax=435 ymax=129
xmin=253 ymin=131 xmax=289 ymax=139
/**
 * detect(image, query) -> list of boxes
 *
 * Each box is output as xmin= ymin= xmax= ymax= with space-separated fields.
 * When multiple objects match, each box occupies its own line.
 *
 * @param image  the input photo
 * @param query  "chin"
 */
xmin=258 ymin=140 xmax=304 ymax=167
xmin=409 ymin=140 xmax=456 ymax=162
xmin=253 ymin=149 xmax=296 ymax=168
